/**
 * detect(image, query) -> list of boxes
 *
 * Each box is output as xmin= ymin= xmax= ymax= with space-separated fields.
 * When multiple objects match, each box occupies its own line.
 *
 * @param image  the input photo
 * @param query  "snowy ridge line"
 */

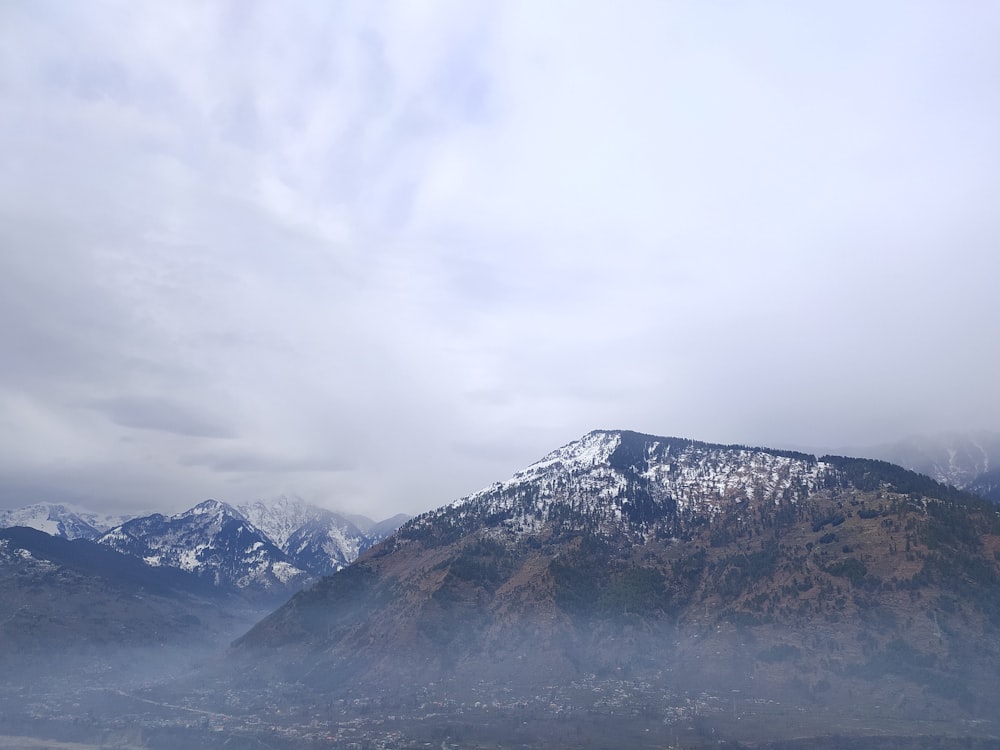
xmin=0 ymin=503 xmax=134 ymax=541
xmin=423 ymin=430 xmax=834 ymax=540
xmin=2 ymin=495 xmax=410 ymax=594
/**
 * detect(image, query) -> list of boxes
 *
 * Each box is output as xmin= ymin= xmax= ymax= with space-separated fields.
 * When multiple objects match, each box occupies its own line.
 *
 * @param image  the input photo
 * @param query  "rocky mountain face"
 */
xmin=96 ymin=498 xmax=410 ymax=598
xmin=237 ymin=495 xmax=370 ymax=576
xmin=233 ymin=430 xmax=1000 ymax=727
xmin=98 ymin=499 xmax=308 ymax=597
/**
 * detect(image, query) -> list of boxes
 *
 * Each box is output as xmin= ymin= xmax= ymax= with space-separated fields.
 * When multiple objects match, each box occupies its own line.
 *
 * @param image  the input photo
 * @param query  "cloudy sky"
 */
xmin=2 ymin=1 xmax=999 ymax=518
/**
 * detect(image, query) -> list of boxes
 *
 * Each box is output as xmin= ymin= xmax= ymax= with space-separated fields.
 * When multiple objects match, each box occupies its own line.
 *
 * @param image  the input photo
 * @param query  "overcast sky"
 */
xmin=2 ymin=1 xmax=999 ymax=518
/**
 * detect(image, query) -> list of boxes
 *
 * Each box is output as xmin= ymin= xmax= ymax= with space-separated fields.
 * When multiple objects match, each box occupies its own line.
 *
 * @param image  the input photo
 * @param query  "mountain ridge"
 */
xmin=2 ymin=496 xmax=411 ymax=597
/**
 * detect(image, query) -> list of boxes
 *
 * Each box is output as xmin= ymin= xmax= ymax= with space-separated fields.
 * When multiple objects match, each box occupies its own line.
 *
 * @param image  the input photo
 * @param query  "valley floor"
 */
xmin=3 ymin=674 xmax=998 ymax=750
xmin=0 ymin=736 xmax=138 ymax=750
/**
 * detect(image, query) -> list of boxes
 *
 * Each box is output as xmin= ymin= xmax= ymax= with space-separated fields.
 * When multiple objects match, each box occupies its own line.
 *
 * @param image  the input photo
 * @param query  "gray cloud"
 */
xmin=89 ymin=396 xmax=235 ymax=439
xmin=1 ymin=1 xmax=999 ymax=517
xmin=180 ymin=451 xmax=352 ymax=474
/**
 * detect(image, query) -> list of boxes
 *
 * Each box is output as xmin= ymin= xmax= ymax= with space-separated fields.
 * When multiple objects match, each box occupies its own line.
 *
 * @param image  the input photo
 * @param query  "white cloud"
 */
xmin=1 ymin=1 xmax=999 ymax=516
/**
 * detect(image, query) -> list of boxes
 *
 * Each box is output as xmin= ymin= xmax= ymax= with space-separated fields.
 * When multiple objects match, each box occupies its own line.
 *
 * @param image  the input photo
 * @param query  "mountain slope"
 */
xmin=0 ymin=525 xmax=276 ymax=702
xmin=238 ymin=495 xmax=369 ymax=575
xmin=232 ymin=430 xmax=1000 ymax=731
xmin=0 ymin=525 xmax=225 ymax=647
xmin=99 ymin=499 xmax=308 ymax=597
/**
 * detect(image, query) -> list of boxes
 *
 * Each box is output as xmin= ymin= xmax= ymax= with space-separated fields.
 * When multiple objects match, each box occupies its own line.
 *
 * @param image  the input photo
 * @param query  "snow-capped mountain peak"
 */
xmin=3 ymin=495 xmax=411 ymax=596
xmin=238 ymin=495 xmax=324 ymax=548
xmin=0 ymin=503 xmax=132 ymax=541
xmin=97 ymin=499 xmax=304 ymax=596
xmin=450 ymin=430 xmax=623 ymax=511
xmin=237 ymin=495 xmax=370 ymax=575
xmin=181 ymin=498 xmax=239 ymax=519
xmin=429 ymin=430 xmax=829 ymax=540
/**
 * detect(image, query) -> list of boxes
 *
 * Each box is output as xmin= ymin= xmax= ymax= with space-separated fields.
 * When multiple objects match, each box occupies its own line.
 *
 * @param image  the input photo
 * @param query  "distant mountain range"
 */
xmin=0 ymin=495 xmax=410 ymax=688
xmin=838 ymin=431 xmax=1000 ymax=502
xmin=0 ymin=496 xmax=411 ymax=598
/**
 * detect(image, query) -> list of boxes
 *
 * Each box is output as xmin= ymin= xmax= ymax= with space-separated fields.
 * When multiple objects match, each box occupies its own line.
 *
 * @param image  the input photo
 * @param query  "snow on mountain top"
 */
xmin=435 ymin=430 xmax=832 ymax=539
xmin=5 ymin=496 xmax=394 ymax=591
xmin=450 ymin=430 xmax=624 ymax=510
xmin=234 ymin=495 xmax=390 ymax=573
xmin=183 ymin=499 xmax=236 ymax=517
xmin=521 ymin=429 xmax=622 ymax=475
xmin=238 ymin=495 xmax=323 ymax=548
xmin=0 ymin=503 xmax=133 ymax=540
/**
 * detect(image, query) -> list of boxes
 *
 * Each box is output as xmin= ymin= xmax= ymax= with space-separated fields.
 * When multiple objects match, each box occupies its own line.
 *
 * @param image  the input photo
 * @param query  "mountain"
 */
xmin=0 ymin=502 xmax=131 ymax=540
xmin=1 ymin=525 xmax=218 ymax=646
xmin=965 ymin=467 xmax=1000 ymax=503
xmin=848 ymin=431 xmax=1000 ymax=502
xmin=0 ymin=526 xmax=265 ymax=692
xmin=238 ymin=495 xmax=344 ymax=548
xmin=98 ymin=499 xmax=308 ymax=598
xmin=231 ymin=430 xmax=1000 ymax=743
xmin=238 ymin=495 xmax=369 ymax=575
xmin=1 ymin=497 xmax=411 ymax=585
xmin=1 ymin=497 xmax=411 ymax=600
xmin=89 ymin=497 xmax=412 ymax=597
xmin=366 ymin=512 xmax=413 ymax=541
